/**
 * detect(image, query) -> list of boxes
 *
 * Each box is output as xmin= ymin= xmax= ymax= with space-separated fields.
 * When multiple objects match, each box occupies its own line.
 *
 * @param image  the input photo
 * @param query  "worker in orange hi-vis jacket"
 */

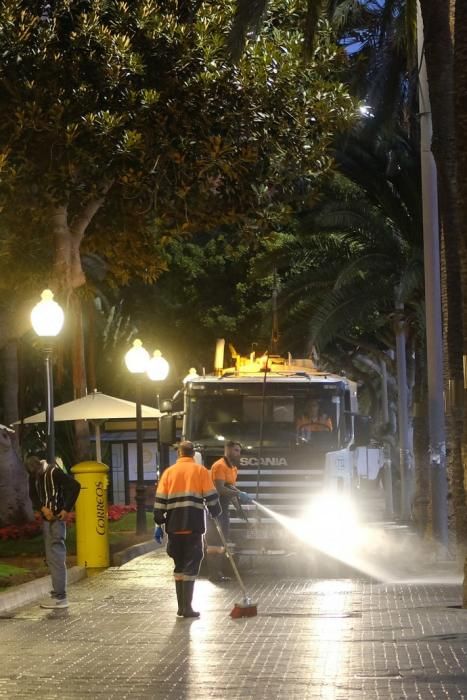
xmin=205 ymin=440 xmax=251 ymax=582
xmin=154 ymin=440 xmax=221 ymax=619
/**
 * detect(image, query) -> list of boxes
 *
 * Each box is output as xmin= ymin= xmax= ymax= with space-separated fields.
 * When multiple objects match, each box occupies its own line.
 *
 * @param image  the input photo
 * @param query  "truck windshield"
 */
xmin=186 ymin=383 xmax=347 ymax=449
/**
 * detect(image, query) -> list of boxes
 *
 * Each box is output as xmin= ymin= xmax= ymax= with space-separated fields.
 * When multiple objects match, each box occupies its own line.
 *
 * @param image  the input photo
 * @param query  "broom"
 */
xmin=214 ymin=518 xmax=258 ymax=618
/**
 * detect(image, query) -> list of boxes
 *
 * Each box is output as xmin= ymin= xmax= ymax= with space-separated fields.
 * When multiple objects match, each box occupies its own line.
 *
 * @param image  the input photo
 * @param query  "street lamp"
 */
xmin=125 ymin=339 xmax=150 ymax=534
xmin=147 ymin=350 xmax=170 ymax=405
xmin=147 ymin=350 xmax=170 ymax=477
xmin=30 ymin=289 xmax=65 ymax=467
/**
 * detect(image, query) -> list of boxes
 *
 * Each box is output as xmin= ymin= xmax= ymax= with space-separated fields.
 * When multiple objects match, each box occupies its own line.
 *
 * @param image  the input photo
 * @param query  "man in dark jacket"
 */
xmin=154 ymin=441 xmax=221 ymax=618
xmin=25 ymin=455 xmax=81 ymax=609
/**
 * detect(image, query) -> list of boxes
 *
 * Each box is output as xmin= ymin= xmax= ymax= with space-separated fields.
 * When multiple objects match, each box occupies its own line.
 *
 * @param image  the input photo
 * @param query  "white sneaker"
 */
xmin=40 ymin=598 xmax=69 ymax=609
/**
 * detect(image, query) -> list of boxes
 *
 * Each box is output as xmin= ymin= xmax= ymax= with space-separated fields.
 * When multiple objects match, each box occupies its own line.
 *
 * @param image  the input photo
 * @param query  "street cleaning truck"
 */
xmin=165 ymin=340 xmax=387 ymax=552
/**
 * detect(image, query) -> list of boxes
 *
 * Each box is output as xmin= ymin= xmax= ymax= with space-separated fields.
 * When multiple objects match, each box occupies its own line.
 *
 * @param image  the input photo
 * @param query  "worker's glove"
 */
xmin=238 ymin=491 xmax=252 ymax=505
xmin=154 ymin=525 xmax=164 ymax=544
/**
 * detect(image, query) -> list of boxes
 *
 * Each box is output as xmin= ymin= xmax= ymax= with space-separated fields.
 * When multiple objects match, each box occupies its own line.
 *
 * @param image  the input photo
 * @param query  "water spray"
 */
xmin=249 ymin=498 xmax=399 ymax=582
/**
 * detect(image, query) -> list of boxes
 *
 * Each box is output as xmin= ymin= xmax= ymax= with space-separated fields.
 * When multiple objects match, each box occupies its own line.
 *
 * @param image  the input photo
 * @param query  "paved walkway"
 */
xmin=0 ymin=548 xmax=466 ymax=699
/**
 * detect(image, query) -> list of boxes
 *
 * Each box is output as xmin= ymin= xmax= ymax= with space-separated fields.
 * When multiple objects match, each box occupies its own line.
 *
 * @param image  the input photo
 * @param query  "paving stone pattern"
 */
xmin=0 ymin=550 xmax=466 ymax=699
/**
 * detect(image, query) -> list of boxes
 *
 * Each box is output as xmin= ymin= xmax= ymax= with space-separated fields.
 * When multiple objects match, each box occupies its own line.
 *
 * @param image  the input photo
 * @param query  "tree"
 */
xmin=258 ymin=130 xmax=428 ymax=523
xmin=0 ymin=0 xmax=355 ymax=521
xmin=229 ymin=0 xmax=327 ymax=61
xmin=0 ymin=426 xmax=33 ymax=526
xmin=229 ymin=0 xmax=467 ymax=551
xmin=0 ymin=0 xmax=354 ymax=380
xmin=0 ymin=0 xmax=355 ymax=364
xmin=0 ymin=0 xmax=354 ymax=305
xmin=114 ymin=233 xmax=278 ymax=382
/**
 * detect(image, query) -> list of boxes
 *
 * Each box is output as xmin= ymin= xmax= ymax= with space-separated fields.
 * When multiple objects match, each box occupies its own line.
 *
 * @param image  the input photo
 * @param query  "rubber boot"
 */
xmin=175 ymin=580 xmax=184 ymax=618
xmin=182 ymin=581 xmax=200 ymax=618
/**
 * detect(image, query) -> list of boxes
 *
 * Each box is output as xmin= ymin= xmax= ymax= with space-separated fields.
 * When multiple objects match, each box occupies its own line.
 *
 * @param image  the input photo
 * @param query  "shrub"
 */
xmin=0 ymin=513 xmax=42 ymax=541
xmin=0 ymin=505 xmax=137 ymax=540
xmin=108 ymin=504 xmax=137 ymax=521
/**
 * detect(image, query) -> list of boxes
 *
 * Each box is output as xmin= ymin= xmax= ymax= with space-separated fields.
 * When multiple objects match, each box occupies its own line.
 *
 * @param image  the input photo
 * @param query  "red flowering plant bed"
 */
xmin=108 ymin=505 xmax=136 ymax=522
xmin=0 ymin=505 xmax=137 ymax=541
xmin=0 ymin=513 xmax=42 ymax=541
xmin=0 ymin=504 xmax=150 ymax=589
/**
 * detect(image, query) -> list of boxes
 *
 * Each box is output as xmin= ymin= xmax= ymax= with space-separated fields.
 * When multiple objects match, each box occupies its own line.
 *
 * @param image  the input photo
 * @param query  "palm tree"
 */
xmin=265 ymin=130 xmax=428 ymax=523
xmin=231 ymin=0 xmax=467 ymax=555
xmin=278 ymin=130 xmax=422 ymax=341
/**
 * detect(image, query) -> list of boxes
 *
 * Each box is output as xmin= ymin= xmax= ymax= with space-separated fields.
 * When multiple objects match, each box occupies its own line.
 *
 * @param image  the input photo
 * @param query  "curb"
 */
xmin=0 ymin=566 xmax=86 ymax=614
xmin=0 ymin=539 xmax=166 ymax=613
xmin=111 ymin=539 xmax=163 ymax=566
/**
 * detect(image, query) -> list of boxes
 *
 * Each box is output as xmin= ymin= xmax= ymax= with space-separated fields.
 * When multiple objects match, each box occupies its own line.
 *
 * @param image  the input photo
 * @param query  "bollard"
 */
xmin=71 ymin=461 xmax=110 ymax=569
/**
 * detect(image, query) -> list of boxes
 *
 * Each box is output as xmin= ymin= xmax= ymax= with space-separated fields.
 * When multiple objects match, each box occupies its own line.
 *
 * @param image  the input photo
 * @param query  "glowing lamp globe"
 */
xmin=125 ymin=339 xmax=150 ymax=374
xmin=183 ymin=368 xmax=199 ymax=384
xmin=30 ymin=289 xmax=64 ymax=337
xmin=147 ymin=349 xmax=169 ymax=381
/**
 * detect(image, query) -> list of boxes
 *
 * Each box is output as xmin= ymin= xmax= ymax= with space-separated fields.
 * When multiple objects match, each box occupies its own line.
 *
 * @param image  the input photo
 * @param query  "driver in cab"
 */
xmin=296 ymin=399 xmax=332 ymax=439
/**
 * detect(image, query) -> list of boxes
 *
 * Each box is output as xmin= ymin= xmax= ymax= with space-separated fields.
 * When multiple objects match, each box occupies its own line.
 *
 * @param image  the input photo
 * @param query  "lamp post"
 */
xmin=147 ymin=350 xmax=170 ymax=476
xmin=125 ymin=339 xmax=150 ymax=534
xmin=30 ymin=289 xmax=64 ymax=467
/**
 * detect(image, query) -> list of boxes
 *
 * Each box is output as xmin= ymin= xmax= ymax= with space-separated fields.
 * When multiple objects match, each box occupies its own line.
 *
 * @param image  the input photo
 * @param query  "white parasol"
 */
xmin=20 ymin=390 xmax=161 ymax=462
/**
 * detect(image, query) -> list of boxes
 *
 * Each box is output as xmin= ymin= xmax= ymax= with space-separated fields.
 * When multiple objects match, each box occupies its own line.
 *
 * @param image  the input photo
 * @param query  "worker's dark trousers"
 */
xmin=167 ymin=533 xmax=204 ymax=580
xmin=218 ymin=498 xmax=231 ymax=540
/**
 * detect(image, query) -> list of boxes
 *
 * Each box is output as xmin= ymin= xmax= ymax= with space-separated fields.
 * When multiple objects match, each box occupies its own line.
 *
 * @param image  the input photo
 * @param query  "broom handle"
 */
xmin=213 ymin=518 xmax=247 ymax=596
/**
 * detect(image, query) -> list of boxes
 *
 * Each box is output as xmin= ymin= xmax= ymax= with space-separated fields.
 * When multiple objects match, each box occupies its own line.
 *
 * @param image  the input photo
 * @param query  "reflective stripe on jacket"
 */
xmin=154 ymin=457 xmax=221 ymax=533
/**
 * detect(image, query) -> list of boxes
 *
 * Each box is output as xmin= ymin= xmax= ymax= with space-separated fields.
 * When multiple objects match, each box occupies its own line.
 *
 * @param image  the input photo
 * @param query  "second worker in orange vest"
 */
xmin=206 ymin=440 xmax=251 ymax=582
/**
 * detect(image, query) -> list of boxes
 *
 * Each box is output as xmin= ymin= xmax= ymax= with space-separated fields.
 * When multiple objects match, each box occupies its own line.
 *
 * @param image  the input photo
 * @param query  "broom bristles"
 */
xmin=230 ymin=603 xmax=258 ymax=618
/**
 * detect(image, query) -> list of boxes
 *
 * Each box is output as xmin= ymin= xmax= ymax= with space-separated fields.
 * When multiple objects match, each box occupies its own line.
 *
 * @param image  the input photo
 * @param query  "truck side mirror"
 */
xmin=354 ymin=415 xmax=371 ymax=446
xmin=159 ymin=414 xmax=176 ymax=445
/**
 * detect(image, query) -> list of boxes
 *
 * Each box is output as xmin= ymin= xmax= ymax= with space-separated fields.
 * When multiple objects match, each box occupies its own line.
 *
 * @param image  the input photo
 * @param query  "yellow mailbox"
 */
xmin=71 ymin=461 xmax=110 ymax=569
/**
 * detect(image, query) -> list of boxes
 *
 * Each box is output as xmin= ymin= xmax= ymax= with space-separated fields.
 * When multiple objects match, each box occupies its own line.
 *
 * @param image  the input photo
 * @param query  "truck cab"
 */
xmin=178 ymin=348 xmax=384 ymax=549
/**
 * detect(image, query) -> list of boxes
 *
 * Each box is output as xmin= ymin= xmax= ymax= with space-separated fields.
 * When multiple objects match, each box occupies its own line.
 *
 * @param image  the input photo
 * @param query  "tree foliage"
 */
xmin=114 ymin=232 xmax=278 ymax=381
xmin=255 ymin=130 xmax=423 ymax=361
xmin=0 ymin=0 xmax=355 ymax=299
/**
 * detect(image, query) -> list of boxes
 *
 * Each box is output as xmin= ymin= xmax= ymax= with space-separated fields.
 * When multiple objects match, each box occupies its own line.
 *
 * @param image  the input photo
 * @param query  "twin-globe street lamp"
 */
xmin=125 ymin=339 xmax=169 ymax=534
xmin=30 ymin=289 xmax=65 ymax=467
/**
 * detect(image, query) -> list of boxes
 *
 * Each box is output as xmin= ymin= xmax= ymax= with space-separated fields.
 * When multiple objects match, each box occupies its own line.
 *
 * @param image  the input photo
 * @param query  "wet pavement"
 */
xmin=0 ymin=548 xmax=466 ymax=699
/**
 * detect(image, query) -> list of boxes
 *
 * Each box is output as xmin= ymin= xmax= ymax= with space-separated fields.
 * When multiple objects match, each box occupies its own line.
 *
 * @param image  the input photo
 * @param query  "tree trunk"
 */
xmin=453 ymin=0 xmax=467 ymax=604
xmin=0 ymin=427 xmax=34 ymax=526
xmin=52 ymin=205 xmax=88 ymax=290
xmin=0 ymin=297 xmax=42 ymax=350
xmin=412 ymin=344 xmax=430 ymax=536
xmin=0 ymin=343 xmax=33 ymax=525
xmin=419 ymin=0 xmax=466 ymax=549
xmin=48 ymin=198 xmax=111 ymax=464
xmin=0 ymin=194 xmax=110 ymax=512
xmin=2 ymin=340 xmax=19 ymax=427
